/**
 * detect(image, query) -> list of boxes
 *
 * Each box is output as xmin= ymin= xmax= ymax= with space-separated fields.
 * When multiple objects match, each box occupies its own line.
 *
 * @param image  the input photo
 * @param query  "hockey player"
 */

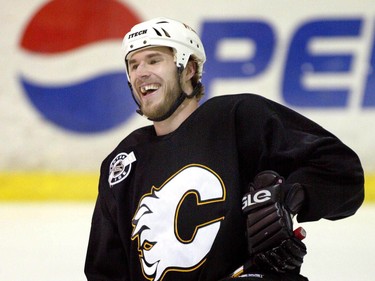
xmin=85 ymin=17 xmax=364 ymax=281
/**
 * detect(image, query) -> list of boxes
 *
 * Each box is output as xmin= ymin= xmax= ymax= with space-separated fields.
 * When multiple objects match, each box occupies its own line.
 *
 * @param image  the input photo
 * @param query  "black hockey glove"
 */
xmin=241 ymin=171 xmax=307 ymax=273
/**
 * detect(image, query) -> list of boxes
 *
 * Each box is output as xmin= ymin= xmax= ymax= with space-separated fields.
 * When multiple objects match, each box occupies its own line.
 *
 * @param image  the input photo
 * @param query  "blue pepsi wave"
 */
xmin=20 ymin=72 xmax=136 ymax=133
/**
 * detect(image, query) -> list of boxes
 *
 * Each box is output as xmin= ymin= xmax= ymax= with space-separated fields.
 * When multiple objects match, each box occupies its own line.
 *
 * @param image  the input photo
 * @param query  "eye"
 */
xmin=149 ymin=58 xmax=160 ymax=65
xmin=130 ymin=63 xmax=139 ymax=71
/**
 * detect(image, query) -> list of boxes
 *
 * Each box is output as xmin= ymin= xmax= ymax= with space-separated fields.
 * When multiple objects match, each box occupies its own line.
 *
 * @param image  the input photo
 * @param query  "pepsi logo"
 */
xmin=18 ymin=0 xmax=141 ymax=133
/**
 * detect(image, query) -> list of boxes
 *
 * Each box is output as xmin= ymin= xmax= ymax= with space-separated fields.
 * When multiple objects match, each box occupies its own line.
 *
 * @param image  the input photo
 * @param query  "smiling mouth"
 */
xmin=140 ymin=84 xmax=161 ymax=96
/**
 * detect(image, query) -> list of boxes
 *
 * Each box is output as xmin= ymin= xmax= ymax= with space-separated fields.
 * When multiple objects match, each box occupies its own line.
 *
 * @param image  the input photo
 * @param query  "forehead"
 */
xmin=127 ymin=46 xmax=174 ymax=62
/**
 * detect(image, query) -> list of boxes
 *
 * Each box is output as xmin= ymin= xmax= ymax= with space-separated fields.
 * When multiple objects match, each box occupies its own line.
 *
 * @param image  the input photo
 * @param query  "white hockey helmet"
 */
xmin=122 ymin=17 xmax=206 ymax=81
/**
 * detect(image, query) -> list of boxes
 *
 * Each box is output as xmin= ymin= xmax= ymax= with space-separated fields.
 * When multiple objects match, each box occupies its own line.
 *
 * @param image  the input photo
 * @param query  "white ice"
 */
xmin=0 ymin=203 xmax=374 ymax=281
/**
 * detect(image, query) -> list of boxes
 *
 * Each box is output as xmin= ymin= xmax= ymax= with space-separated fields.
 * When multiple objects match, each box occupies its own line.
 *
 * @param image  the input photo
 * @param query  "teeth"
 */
xmin=140 ymin=84 xmax=160 ymax=94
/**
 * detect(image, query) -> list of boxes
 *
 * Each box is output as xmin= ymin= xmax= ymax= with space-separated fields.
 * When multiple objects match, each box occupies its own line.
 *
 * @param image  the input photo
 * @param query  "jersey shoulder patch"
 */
xmin=108 ymin=151 xmax=137 ymax=187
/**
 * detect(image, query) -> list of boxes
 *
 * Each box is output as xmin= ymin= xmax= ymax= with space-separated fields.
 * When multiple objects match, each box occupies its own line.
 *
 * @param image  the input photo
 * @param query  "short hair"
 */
xmin=189 ymin=57 xmax=205 ymax=101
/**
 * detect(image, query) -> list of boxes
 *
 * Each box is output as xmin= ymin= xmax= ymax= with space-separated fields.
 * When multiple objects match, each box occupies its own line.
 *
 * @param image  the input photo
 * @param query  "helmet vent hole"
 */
xmin=161 ymin=28 xmax=171 ymax=38
xmin=153 ymin=28 xmax=162 ymax=37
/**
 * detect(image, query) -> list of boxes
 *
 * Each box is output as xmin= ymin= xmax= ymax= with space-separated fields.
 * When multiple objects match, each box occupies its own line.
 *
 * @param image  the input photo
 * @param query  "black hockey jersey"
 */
xmin=85 ymin=94 xmax=364 ymax=281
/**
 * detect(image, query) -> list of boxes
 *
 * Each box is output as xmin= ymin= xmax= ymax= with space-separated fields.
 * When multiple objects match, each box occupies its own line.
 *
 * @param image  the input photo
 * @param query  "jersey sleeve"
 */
xmin=234 ymin=94 xmax=364 ymax=223
xmin=84 ymin=161 xmax=130 ymax=281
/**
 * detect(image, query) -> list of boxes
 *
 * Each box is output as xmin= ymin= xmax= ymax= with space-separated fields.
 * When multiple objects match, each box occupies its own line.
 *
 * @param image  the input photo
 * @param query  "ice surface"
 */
xmin=1 ymin=203 xmax=374 ymax=281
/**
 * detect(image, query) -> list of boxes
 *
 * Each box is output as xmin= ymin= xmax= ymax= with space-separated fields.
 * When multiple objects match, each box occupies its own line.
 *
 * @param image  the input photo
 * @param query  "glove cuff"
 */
xmin=284 ymin=183 xmax=305 ymax=215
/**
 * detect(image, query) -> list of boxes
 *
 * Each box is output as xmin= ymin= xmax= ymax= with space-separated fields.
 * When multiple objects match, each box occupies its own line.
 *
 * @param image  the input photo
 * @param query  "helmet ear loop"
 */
xmin=127 ymin=81 xmax=144 ymax=116
xmin=177 ymin=63 xmax=186 ymax=94
xmin=177 ymin=63 xmax=202 ymax=99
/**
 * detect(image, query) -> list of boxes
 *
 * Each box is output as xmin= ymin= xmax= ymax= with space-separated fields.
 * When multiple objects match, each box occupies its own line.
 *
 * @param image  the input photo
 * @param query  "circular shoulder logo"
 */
xmin=108 ymin=151 xmax=136 ymax=187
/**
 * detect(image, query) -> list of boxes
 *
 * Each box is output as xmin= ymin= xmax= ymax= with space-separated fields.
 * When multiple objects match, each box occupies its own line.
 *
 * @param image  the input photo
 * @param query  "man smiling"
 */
xmin=85 ymin=17 xmax=364 ymax=281
xmin=127 ymin=46 xmax=197 ymax=128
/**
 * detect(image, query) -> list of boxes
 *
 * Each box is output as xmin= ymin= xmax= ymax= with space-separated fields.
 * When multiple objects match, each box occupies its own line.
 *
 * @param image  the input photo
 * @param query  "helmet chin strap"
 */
xmin=127 ymin=64 xmax=202 ymax=122
xmin=127 ymin=82 xmax=143 ymax=116
xmin=148 ymin=81 xmax=202 ymax=122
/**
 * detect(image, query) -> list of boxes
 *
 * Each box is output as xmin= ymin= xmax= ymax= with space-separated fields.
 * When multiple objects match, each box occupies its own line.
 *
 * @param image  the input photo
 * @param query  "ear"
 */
xmin=183 ymin=60 xmax=197 ymax=81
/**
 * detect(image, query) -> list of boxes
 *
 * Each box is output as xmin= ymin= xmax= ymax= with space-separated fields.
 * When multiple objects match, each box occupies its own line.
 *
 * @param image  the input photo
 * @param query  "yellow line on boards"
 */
xmin=0 ymin=172 xmax=374 ymax=202
xmin=0 ymin=172 xmax=99 ymax=201
xmin=365 ymin=174 xmax=375 ymax=203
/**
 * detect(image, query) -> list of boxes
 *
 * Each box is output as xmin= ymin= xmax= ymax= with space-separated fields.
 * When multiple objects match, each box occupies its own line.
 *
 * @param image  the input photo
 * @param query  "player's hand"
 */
xmin=242 ymin=171 xmax=307 ymax=273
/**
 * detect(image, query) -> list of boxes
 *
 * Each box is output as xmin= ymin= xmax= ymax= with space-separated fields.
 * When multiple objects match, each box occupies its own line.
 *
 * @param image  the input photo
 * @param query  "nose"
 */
xmin=134 ymin=62 xmax=151 ymax=78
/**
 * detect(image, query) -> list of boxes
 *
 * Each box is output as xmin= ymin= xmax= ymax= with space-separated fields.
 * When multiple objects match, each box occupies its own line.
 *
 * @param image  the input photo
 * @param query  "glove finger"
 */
xmin=254 ymin=251 xmax=289 ymax=273
xmin=254 ymin=248 xmax=297 ymax=273
xmin=271 ymin=238 xmax=307 ymax=268
xmin=247 ymin=204 xmax=278 ymax=228
xmin=253 ymin=237 xmax=307 ymax=273
xmin=270 ymin=243 xmax=300 ymax=270
xmin=250 ymin=221 xmax=291 ymax=253
xmin=284 ymin=238 xmax=307 ymax=266
xmin=269 ymin=250 xmax=296 ymax=271
xmin=247 ymin=205 xmax=280 ymax=235
xmin=247 ymin=204 xmax=293 ymax=234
